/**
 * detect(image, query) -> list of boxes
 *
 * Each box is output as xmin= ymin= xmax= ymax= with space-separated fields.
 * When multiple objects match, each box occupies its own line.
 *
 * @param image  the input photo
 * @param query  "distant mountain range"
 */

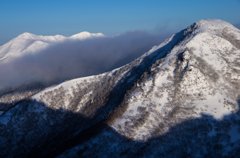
xmin=0 ymin=31 xmax=105 ymax=61
xmin=0 ymin=19 xmax=240 ymax=157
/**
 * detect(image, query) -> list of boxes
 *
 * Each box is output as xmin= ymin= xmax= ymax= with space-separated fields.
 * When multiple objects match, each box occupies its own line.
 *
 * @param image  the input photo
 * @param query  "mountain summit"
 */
xmin=0 ymin=19 xmax=240 ymax=157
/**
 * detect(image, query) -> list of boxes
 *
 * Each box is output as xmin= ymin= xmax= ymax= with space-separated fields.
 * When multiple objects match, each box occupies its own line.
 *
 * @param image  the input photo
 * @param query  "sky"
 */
xmin=0 ymin=0 xmax=240 ymax=45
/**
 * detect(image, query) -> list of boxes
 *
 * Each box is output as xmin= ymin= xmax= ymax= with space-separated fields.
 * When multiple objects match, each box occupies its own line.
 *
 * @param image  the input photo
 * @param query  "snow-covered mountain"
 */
xmin=0 ymin=19 xmax=240 ymax=157
xmin=0 ymin=31 xmax=105 ymax=62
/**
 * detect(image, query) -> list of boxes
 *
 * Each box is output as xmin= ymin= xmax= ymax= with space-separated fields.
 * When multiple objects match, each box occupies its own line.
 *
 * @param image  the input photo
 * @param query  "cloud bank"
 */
xmin=0 ymin=30 xmax=172 ymax=93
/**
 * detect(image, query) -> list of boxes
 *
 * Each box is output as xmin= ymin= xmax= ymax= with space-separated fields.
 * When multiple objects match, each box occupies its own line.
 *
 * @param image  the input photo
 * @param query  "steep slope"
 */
xmin=58 ymin=19 xmax=240 ymax=157
xmin=109 ymin=19 xmax=240 ymax=140
xmin=0 ymin=19 xmax=240 ymax=157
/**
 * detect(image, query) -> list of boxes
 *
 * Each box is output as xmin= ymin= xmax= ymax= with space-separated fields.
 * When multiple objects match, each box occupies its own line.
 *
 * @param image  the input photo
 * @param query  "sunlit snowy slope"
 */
xmin=0 ymin=19 xmax=240 ymax=157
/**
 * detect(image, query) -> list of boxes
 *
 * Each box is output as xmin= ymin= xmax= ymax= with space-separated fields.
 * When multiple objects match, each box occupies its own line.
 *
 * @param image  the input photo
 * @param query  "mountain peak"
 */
xmin=186 ymin=19 xmax=239 ymax=35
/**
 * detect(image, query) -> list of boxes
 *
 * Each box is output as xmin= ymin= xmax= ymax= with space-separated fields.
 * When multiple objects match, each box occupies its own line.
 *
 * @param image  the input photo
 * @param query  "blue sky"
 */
xmin=0 ymin=0 xmax=240 ymax=45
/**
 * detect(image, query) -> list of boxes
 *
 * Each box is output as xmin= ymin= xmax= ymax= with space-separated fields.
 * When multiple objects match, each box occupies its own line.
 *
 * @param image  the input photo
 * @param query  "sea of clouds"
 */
xmin=0 ymin=30 xmax=171 ymax=93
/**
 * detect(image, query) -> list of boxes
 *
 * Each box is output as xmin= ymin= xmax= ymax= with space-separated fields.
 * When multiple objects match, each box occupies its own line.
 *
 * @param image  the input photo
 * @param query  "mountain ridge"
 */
xmin=0 ymin=19 xmax=240 ymax=157
xmin=0 ymin=31 xmax=105 ymax=62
